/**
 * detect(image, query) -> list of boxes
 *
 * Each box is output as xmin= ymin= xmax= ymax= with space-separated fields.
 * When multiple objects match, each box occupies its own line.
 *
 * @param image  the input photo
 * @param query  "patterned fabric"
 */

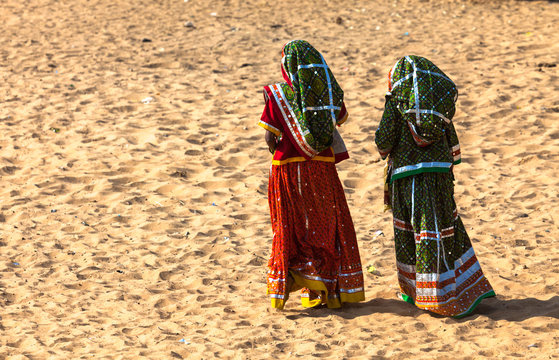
xmin=259 ymin=83 xmax=349 ymax=164
xmin=275 ymin=40 xmax=345 ymax=157
xmin=388 ymin=55 xmax=458 ymax=147
xmin=375 ymin=94 xmax=461 ymax=183
xmin=267 ymin=161 xmax=365 ymax=309
xmin=390 ymin=172 xmax=494 ymax=317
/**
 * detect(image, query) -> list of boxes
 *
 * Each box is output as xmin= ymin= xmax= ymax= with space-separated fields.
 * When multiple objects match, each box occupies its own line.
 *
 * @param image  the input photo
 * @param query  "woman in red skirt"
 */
xmin=258 ymin=40 xmax=365 ymax=309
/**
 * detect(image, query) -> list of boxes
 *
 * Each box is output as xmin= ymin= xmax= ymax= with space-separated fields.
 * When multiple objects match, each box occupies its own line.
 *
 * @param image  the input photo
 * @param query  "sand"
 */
xmin=1 ymin=0 xmax=558 ymax=358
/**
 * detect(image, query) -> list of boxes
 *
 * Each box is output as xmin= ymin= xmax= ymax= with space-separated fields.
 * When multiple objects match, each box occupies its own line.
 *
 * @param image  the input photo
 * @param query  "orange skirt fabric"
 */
xmin=266 ymin=161 xmax=365 ymax=309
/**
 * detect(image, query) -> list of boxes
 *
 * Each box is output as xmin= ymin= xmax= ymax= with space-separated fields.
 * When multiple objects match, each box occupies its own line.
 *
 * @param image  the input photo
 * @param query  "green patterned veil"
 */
xmin=388 ymin=55 xmax=458 ymax=147
xmin=277 ymin=40 xmax=344 ymax=157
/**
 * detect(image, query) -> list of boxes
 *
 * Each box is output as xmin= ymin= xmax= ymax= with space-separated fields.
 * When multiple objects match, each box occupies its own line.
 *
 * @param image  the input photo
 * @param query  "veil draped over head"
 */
xmin=388 ymin=55 xmax=458 ymax=147
xmin=278 ymin=40 xmax=345 ymax=154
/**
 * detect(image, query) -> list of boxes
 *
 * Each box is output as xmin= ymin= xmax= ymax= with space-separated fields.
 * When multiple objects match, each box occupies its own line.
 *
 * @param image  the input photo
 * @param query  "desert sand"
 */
xmin=1 ymin=0 xmax=558 ymax=358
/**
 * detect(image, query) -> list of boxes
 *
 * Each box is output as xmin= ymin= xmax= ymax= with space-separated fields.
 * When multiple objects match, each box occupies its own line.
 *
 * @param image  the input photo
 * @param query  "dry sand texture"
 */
xmin=1 ymin=0 xmax=559 ymax=358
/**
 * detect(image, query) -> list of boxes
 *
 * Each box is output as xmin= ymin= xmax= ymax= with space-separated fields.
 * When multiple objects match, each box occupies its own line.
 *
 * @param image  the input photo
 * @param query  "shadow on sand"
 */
xmin=285 ymin=295 xmax=559 ymax=322
xmin=474 ymin=295 xmax=559 ymax=321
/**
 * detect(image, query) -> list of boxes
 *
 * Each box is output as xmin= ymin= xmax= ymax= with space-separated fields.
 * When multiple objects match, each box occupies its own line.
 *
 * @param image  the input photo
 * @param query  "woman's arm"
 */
xmin=375 ymin=95 xmax=399 ymax=159
xmin=265 ymin=130 xmax=278 ymax=154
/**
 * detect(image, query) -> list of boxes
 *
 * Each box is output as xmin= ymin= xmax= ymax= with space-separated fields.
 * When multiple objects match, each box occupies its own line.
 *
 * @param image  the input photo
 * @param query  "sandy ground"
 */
xmin=1 ymin=0 xmax=558 ymax=358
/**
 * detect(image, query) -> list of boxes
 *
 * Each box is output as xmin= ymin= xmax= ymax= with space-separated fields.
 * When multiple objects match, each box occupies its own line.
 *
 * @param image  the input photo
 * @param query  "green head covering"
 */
xmin=388 ymin=55 xmax=458 ymax=147
xmin=279 ymin=40 xmax=344 ymax=154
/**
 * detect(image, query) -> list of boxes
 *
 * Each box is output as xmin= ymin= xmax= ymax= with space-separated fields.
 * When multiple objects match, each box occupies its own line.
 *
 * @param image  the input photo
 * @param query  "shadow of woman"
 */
xmin=285 ymin=295 xmax=559 ymax=322
xmin=285 ymin=298 xmax=428 ymax=321
xmin=473 ymin=295 xmax=559 ymax=321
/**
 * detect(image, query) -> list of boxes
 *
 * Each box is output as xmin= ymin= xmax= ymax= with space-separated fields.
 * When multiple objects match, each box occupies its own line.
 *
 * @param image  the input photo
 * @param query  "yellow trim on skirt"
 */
xmin=271 ymin=155 xmax=335 ymax=166
xmin=270 ymin=270 xmax=365 ymax=309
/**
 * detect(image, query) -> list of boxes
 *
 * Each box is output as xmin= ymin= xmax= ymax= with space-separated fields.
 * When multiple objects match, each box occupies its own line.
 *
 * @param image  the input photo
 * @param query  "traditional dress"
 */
xmin=259 ymin=40 xmax=365 ymax=309
xmin=375 ymin=56 xmax=495 ymax=317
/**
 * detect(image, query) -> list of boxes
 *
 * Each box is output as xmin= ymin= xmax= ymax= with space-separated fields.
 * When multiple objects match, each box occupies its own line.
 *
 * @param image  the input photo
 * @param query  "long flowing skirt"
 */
xmin=391 ymin=172 xmax=495 ymax=317
xmin=267 ymin=161 xmax=365 ymax=309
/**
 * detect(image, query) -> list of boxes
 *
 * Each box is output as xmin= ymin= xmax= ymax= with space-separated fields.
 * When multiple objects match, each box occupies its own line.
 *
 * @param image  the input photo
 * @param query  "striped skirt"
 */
xmin=266 ymin=161 xmax=365 ymax=309
xmin=391 ymin=172 xmax=495 ymax=317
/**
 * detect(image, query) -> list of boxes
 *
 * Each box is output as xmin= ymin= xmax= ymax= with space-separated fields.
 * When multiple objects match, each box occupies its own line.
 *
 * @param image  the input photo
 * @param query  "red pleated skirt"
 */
xmin=266 ymin=161 xmax=365 ymax=309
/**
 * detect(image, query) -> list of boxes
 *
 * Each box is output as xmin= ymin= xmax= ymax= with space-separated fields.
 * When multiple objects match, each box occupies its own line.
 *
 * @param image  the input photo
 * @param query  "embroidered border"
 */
xmin=391 ymin=161 xmax=453 ymax=182
xmin=270 ymin=84 xmax=317 ymax=158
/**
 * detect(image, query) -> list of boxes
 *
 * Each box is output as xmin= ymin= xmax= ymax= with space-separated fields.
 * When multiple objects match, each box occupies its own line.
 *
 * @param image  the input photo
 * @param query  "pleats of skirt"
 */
xmin=266 ymin=161 xmax=365 ymax=309
xmin=391 ymin=172 xmax=495 ymax=317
